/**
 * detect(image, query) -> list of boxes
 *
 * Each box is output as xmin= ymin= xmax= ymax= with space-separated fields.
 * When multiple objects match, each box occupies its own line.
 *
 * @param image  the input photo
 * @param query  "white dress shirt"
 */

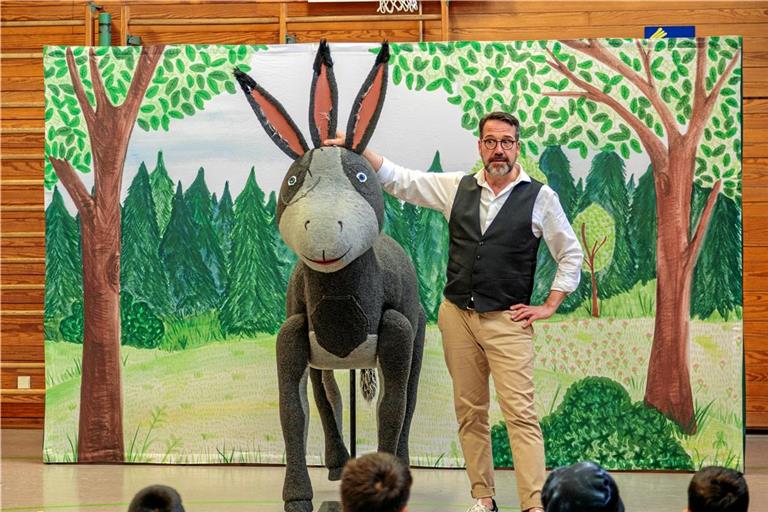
xmin=377 ymin=157 xmax=584 ymax=294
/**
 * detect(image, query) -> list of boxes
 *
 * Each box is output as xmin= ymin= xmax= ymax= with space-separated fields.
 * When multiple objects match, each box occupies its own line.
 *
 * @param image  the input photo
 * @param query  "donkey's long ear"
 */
xmin=345 ymin=42 xmax=390 ymax=154
xmin=234 ymin=68 xmax=309 ymax=160
xmin=309 ymin=40 xmax=338 ymax=148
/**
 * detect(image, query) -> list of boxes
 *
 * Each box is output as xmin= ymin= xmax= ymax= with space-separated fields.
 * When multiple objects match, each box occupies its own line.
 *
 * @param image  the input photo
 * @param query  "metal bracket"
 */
xmin=126 ymin=34 xmax=142 ymax=46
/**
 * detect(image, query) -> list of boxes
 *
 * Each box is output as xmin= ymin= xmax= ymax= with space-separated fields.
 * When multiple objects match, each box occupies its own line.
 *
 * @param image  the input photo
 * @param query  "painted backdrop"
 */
xmin=43 ymin=38 xmax=743 ymax=470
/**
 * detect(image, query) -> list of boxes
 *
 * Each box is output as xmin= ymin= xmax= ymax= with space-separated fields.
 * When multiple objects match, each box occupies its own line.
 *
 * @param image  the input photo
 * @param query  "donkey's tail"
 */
xmin=360 ymin=368 xmax=377 ymax=402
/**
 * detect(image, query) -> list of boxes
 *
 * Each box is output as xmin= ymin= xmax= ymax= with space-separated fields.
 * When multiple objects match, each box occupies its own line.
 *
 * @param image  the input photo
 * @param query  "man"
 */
xmin=541 ymin=461 xmax=624 ymax=512
xmin=687 ymin=466 xmax=749 ymax=512
xmin=327 ymin=111 xmax=582 ymax=512
xmin=341 ymin=452 xmax=413 ymax=512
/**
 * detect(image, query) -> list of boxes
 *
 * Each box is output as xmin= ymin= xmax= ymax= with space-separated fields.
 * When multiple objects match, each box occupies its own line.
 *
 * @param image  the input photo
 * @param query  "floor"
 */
xmin=2 ymin=429 xmax=766 ymax=512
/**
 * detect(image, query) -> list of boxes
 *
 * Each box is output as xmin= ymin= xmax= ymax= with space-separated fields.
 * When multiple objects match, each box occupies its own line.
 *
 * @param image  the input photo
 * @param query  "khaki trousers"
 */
xmin=437 ymin=299 xmax=545 ymax=511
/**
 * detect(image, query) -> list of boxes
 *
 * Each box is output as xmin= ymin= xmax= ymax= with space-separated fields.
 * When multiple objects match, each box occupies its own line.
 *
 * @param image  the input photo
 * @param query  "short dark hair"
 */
xmin=688 ymin=466 xmax=749 ymax=512
xmin=478 ymin=111 xmax=520 ymax=139
xmin=128 ymin=485 xmax=185 ymax=512
xmin=542 ymin=461 xmax=624 ymax=512
xmin=341 ymin=452 xmax=412 ymax=512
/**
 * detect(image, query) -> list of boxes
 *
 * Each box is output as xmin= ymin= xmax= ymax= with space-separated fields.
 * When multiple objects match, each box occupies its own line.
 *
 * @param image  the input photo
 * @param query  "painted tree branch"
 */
xmin=87 ymin=48 xmax=111 ymax=116
xmin=546 ymin=48 xmax=667 ymax=166
xmin=686 ymin=180 xmax=722 ymax=273
xmin=692 ymin=39 xmax=708 ymax=117
xmin=689 ymin=44 xmax=740 ymax=148
xmin=706 ymin=51 xmax=741 ymax=108
xmin=122 ymin=45 xmax=165 ymax=118
xmin=580 ymin=223 xmax=607 ymax=269
xmin=562 ymin=39 xmax=679 ymax=141
xmin=49 ymin=157 xmax=94 ymax=221
xmin=64 ymin=49 xmax=96 ymax=130
xmin=636 ymin=41 xmax=654 ymax=90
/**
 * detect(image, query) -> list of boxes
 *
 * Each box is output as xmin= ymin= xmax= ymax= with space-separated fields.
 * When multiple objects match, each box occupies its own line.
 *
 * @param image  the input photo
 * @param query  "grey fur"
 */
xmin=235 ymin=43 xmax=424 ymax=512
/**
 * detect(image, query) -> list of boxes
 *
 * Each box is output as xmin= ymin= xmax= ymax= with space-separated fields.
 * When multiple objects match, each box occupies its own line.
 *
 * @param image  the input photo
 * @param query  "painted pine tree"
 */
xmin=691 ymin=192 xmax=741 ymax=320
xmin=413 ymin=151 xmax=449 ymax=321
xmin=540 ymin=145 xmax=578 ymax=219
xmin=265 ymin=189 xmax=295 ymax=284
xmin=149 ymin=151 xmax=174 ymax=236
xmin=383 ymin=194 xmax=406 ymax=244
xmin=45 ymin=186 xmax=83 ymax=338
xmin=121 ymin=162 xmax=171 ymax=314
xmin=532 ymin=146 xmax=576 ymax=306
xmin=584 ymin=152 xmax=635 ymax=296
xmin=160 ymin=183 xmax=218 ymax=315
xmin=629 ymin=166 xmax=657 ymax=285
xmin=184 ymin=167 xmax=227 ymax=295
xmin=214 ymin=181 xmax=235 ymax=269
xmin=220 ymin=168 xmax=285 ymax=335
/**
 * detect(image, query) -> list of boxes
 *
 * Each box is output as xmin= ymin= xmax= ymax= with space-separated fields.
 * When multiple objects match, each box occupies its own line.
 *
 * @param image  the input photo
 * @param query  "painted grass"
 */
xmin=43 ymin=319 xmax=743 ymax=469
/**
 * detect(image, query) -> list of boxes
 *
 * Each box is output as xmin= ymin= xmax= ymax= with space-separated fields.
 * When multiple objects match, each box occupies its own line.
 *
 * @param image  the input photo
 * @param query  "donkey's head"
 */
xmin=234 ymin=41 xmax=389 ymax=273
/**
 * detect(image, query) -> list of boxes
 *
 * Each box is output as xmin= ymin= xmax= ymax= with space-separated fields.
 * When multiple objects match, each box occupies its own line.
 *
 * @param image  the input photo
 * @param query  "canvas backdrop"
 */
xmin=43 ymin=39 xmax=743 ymax=470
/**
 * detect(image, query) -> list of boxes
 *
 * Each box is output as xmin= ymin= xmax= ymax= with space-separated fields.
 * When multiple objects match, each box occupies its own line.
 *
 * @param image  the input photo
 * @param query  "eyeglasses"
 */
xmin=481 ymin=138 xmax=518 ymax=151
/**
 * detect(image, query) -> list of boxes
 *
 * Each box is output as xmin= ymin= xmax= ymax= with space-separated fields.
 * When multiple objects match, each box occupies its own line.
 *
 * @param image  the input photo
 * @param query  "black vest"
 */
xmin=444 ymin=174 xmax=543 ymax=312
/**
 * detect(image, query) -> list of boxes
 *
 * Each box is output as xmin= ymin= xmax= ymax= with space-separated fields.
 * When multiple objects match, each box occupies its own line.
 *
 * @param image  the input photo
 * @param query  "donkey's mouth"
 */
xmin=305 ymin=247 xmax=351 ymax=266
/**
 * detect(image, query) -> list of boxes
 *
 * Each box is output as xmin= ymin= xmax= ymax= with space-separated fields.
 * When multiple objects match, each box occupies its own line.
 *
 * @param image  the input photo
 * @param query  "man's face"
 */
xmin=478 ymin=119 xmax=520 ymax=177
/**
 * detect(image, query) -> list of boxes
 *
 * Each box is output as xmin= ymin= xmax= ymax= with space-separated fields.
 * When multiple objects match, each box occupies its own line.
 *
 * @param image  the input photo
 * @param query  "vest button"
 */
xmin=479 ymin=241 xmax=485 ymax=246
xmin=476 ymin=255 xmax=481 ymax=260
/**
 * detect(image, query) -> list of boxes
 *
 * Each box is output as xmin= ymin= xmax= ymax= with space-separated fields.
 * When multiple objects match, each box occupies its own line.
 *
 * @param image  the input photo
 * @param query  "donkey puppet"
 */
xmin=234 ymin=41 xmax=425 ymax=512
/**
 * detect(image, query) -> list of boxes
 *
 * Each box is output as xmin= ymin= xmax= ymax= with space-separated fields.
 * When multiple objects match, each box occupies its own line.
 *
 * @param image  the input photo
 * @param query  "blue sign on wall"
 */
xmin=645 ymin=26 xmax=696 ymax=38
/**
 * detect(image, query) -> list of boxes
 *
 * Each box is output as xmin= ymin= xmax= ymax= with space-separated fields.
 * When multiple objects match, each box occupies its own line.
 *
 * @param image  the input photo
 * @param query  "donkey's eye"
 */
xmin=356 ymin=172 xmax=368 ymax=183
xmin=287 ymin=176 xmax=297 ymax=186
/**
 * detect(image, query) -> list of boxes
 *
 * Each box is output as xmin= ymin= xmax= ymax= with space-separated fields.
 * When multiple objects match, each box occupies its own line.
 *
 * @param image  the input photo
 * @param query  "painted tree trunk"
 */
xmin=644 ymin=147 xmax=699 ymax=435
xmin=590 ymin=271 xmax=600 ymax=318
xmin=77 ymin=203 xmax=123 ymax=461
xmin=77 ymin=118 xmax=132 ymax=461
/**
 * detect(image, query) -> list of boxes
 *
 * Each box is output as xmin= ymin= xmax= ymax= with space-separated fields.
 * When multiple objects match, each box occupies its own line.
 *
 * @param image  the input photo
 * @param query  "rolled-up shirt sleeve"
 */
xmin=533 ymin=187 xmax=583 ymax=294
xmin=377 ymin=157 xmax=464 ymax=218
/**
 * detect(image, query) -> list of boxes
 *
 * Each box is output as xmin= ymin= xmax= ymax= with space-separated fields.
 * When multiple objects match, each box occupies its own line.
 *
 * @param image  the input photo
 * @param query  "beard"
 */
xmin=484 ymin=156 xmax=516 ymax=177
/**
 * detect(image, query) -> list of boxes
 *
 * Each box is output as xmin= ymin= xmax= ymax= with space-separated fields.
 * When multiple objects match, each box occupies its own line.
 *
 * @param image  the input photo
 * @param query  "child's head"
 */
xmin=542 ymin=460 xmax=624 ymax=512
xmin=341 ymin=452 xmax=412 ymax=512
xmin=127 ymin=485 xmax=184 ymax=512
xmin=688 ymin=466 xmax=749 ymax=512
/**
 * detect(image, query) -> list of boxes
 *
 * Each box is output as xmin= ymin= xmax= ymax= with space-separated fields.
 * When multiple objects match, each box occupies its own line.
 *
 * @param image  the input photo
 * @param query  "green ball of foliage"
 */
xmin=121 ymin=292 xmax=165 ymax=349
xmin=491 ymin=377 xmax=693 ymax=470
xmin=59 ymin=301 xmax=84 ymax=344
xmin=58 ymin=293 xmax=164 ymax=349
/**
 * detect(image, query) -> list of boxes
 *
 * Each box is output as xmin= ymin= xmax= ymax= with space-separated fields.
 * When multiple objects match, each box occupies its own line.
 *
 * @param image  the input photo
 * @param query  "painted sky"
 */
xmin=47 ymin=42 xmax=650 ymax=213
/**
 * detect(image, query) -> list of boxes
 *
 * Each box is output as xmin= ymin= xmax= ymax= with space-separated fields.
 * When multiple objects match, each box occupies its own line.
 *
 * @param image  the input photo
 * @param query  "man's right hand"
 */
xmin=323 ymin=131 xmax=384 ymax=171
xmin=323 ymin=131 xmax=346 ymax=147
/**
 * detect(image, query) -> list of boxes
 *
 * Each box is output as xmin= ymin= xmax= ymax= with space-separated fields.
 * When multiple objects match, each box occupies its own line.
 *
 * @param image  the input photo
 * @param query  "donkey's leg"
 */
xmin=396 ymin=308 xmax=426 ymax=464
xmin=277 ymin=314 xmax=313 ymax=512
xmin=376 ymin=309 xmax=414 ymax=455
xmin=309 ymin=368 xmax=349 ymax=480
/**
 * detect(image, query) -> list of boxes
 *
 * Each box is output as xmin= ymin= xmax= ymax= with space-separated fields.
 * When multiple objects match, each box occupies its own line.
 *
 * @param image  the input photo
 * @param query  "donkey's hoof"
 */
xmin=285 ymin=499 xmax=313 ymax=512
xmin=328 ymin=466 xmax=344 ymax=481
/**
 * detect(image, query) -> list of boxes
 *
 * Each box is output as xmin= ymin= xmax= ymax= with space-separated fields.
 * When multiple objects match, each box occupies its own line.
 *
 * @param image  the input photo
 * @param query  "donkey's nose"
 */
xmin=338 ymin=221 xmax=343 ymax=232
xmin=304 ymin=220 xmax=310 ymax=230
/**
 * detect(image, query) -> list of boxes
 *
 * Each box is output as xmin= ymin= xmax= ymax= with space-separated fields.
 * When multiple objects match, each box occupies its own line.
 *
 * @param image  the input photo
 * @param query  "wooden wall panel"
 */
xmin=1 ymin=0 xmax=766 ymax=430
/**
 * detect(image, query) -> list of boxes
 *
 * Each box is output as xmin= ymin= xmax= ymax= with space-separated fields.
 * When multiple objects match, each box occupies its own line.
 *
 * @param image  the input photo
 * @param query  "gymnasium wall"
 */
xmin=1 ymin=0 xmax=766 ymax=429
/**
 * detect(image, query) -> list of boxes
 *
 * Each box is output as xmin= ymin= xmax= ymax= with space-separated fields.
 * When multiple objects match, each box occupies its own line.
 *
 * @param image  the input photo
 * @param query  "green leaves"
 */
xmin=136 ymin=45 xmax=263 ymax=131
